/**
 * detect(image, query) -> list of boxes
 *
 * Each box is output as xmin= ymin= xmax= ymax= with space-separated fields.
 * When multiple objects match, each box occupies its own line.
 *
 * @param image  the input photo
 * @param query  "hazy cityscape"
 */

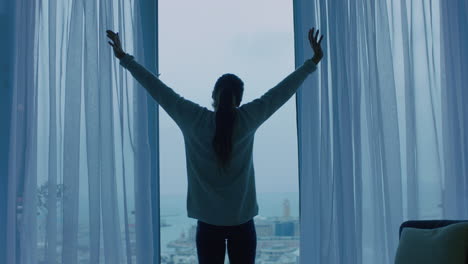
xmin=27 ymin=193 xmax=300 ymax=263
xmin=161 ymin=199 xmax=299 ymax=264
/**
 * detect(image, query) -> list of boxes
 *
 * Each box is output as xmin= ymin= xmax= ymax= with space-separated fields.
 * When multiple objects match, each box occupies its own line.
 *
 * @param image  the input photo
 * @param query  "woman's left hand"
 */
xmin=106 ymin=30 xmax=126 ymax=59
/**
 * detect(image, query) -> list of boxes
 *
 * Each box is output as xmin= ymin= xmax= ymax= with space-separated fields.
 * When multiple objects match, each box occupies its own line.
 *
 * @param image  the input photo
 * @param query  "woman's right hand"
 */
xmin=309 ymin=28 xmax=324 ymax=64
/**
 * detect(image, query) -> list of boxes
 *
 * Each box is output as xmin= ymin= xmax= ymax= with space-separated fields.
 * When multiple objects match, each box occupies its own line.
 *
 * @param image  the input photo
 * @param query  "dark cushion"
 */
xmin=399 ymin=220 xmax=468 ymax=238
xmin=398 ymin=220 xmax=468 ymax=264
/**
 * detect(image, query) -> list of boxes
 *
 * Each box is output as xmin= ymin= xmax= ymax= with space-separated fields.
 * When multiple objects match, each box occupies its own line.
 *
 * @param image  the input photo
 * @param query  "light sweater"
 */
xmin=120 ymin=54 xmax=317 ymax=226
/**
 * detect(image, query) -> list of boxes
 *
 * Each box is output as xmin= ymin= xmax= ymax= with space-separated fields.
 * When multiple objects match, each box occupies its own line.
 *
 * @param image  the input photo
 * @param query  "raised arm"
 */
xmin=239 ymin=28 xmax=324 ymax=130
xmin=106 ymin=30 xmax=205 ymax=130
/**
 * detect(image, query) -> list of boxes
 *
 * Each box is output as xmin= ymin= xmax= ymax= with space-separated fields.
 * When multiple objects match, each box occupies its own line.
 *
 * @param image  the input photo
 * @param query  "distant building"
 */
xmin=275 ymin=221 xmax=295 ymax=236
xmin=283 ymin=199 xmax=291 ymax=219
xmin=294 ymin=220 xmax=300 ymax=236
xmin=258 ymin=243 xmax=298 ymax=263
xmin=255 ymin=221 xmax=275 ymax=237
xmin=188 ymin=225 xmax=196 ymax=241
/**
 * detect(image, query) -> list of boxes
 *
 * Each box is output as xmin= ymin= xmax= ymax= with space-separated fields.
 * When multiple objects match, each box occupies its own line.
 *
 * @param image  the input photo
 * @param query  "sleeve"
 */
xmin=119 ymin=54 xmax=206 ymax=130
xmin=238 ymin=59 xmax=317 ymax=130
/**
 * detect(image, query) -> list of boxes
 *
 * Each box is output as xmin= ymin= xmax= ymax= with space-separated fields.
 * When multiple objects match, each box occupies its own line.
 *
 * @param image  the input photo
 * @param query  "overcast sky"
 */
xmin=158 ymin=0 xmax=300 ymax=195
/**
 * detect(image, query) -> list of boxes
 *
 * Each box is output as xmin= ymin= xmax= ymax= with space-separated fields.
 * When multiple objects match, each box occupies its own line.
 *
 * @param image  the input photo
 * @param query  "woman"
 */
xmin=107 ymin=28 xmax=323 ymax=264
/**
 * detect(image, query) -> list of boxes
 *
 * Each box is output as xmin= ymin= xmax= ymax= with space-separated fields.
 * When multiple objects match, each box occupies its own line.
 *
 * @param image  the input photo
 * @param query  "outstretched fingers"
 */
xmin=308 ymin=28 xmax=324 ymax=48
xmin=309 ymin=28 xmax=314 ymax=43
xmin=107 ymin=30 xmax=123 ymax=50
xmin=106 ymin=30 xmax=116 ymax=38
xmin=106 ymin=30 xmax=120 ymax=43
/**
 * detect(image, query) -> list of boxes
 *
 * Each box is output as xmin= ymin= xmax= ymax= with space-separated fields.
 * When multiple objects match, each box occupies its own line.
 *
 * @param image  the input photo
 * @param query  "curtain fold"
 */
xmin=83 ymin=0 xmax=101 ymax=262
xmin=295 ymin=0 xmax=467 ymax=263
xmin=61 ymin=0 xmax=83 ymax=262
xmin=98 ymin=1 xmax=124 ymax=263
xmin=7 ymin=1 xmax=38 ymax=263
xmin=131 ymin=0 xmax=159 ymax=262
xmin=440 ymin=0 xmax=468 ymax=219
xmin=293 ymin=1 xmax=321 ymax=263
xmin=135 ymin=0 xmax=160 ymax=262
xmin=45 ymin=0 xmax=58 ymax=263
xmin=6 ymin=0 xmax=160 ymax=263
xmin=0 ymin=1 xmax=15 ymax=262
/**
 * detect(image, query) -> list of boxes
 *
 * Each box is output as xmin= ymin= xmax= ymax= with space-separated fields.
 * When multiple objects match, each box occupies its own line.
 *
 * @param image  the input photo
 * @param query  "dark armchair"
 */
xmin=398 ymin=220 xmax=468 ymax=264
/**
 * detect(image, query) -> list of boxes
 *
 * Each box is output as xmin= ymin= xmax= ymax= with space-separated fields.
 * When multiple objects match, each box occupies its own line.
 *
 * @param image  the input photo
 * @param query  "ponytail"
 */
xmin=212 ymin=74 xmax=244 ymax=166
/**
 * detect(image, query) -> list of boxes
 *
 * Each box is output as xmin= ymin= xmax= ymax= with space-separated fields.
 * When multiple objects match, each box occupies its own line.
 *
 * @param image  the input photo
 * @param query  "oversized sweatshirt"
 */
xmin=119 ymin=54 xmax=317 ymax=226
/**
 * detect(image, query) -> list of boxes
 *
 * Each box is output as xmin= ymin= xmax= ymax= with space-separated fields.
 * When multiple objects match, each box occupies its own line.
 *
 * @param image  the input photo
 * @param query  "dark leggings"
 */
xmin=196 ymin=219 xmax=257 ymax=264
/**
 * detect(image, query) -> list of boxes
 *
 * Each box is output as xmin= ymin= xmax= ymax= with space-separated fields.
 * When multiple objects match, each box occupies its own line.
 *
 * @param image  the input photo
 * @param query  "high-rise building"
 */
xmin=283 ymin=198 xmax=291 ymax=219
xmin=275 ymin=221 xmax=295 ymax=236
xmin=255 ymin=221 xmax=275 ymax=237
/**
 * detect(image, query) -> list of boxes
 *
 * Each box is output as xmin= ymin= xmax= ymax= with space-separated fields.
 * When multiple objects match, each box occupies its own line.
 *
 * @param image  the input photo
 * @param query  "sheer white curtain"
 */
xmin=294 ymin=0 xmax=468 ymax=263
xmin=6 ymin=0 xmax=160 ymax=263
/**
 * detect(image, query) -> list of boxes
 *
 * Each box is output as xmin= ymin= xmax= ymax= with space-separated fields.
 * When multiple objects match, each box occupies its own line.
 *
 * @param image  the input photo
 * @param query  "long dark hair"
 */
xmin=212 ymin=74 xmax=244 ymax=166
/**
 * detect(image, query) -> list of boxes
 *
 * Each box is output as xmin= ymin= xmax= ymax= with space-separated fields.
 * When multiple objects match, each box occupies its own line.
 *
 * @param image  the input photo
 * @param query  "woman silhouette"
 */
xmin=107 ymin=28 xmax=323 ymax=264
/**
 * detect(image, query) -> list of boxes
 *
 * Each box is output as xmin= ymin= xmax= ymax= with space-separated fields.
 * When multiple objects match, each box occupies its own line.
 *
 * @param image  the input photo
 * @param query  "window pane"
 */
xmin=159 ymin=1 xmax=299 ymax=263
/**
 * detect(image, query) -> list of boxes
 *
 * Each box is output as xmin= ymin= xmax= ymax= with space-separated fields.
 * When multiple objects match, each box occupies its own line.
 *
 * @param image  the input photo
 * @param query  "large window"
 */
xmin=159 ymin=1 xmax=300 ymax=263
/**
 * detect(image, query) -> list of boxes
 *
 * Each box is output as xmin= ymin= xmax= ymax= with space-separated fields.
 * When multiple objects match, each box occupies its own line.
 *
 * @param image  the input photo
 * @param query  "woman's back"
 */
xmin=181 ymin=108 xmax=259 ymax=226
